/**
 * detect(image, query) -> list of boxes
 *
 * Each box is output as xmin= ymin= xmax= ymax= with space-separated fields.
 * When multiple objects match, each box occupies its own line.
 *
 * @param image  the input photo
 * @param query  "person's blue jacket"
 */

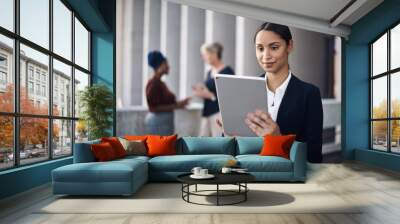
xmin=261 ymin=74 xmax=323 ymax=163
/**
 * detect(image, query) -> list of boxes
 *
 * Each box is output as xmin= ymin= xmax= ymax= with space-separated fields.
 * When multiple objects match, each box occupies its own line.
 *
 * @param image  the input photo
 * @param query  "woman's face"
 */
xmin=201 ymin=50 xmax=219 ymax=65
xmin=255 ymin=30 xmax=293 ymax=74
xmin=157 ymin=61 xmax=169 ymax=75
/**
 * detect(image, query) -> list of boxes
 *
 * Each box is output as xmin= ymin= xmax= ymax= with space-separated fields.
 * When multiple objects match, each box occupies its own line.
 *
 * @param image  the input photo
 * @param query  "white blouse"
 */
xmin=265 ymin=71 xmax=292 ymax=122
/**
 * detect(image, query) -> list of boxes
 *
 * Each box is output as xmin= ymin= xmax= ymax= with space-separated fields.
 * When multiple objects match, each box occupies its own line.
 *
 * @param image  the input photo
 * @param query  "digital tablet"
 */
xmin=215 ymin=74 xmax=267 ymax=136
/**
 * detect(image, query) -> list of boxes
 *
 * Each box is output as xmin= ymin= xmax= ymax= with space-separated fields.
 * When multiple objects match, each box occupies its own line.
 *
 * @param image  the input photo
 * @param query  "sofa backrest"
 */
xmin=235 ymin=137 xmax=263 ymax=155
xmin=74 ymin=136 xmax=267 ymax=162
xmin=73 ymin=139 xmax=100 ymax=163
xmin=177 ymin=137 xmax=235 ymax=155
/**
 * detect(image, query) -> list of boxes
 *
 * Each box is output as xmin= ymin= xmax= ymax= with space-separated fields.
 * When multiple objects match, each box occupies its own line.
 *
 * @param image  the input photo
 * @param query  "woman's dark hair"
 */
xmin=254 ymin=22 xmax=292 ymax=45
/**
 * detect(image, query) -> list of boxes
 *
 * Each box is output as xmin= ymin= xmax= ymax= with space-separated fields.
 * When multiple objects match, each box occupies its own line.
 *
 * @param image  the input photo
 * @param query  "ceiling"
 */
xmin=166 ymin=0 xmax=384 ymax=38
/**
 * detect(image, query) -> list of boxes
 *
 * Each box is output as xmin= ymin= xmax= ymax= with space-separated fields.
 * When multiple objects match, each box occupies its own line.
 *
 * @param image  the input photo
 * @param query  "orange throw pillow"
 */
xmin=101 ymin=137 xmax=127 ymax=158
xmin=91 ymin=142 xmax=117 ymax=161
xmin=260 ymin=134 xmax=296 ymax=159
xmin=124 ymin=135 xmax=148 ymax=141
xmin=146 ymin=134 xmax=177 ymax=157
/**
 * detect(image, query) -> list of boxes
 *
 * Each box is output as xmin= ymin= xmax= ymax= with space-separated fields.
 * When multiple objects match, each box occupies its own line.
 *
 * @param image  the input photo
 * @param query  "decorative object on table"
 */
xmin=79 ymin=84 xmax=113 ymax=140
xmin=221 ymin=159 xmax=241 ymax=173
xmin=221 ymin=167 xmax=232 ymax=173
xmin=221 ymin=167 xmax=249 ymax=174
xmin=191 ymin=167 xmax=202 ymax=176
xmin=190 ymin=167 xmax=214 ymax=179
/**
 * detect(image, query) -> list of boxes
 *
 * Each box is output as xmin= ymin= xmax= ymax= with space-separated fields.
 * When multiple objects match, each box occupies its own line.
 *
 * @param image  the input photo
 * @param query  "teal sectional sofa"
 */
xmin=52 ymin=137 xmax=307 ymax=196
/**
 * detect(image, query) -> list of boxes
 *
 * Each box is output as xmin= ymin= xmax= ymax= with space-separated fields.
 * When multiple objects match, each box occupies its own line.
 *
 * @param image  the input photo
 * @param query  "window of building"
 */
xmin=35 ymin=70 xmax=41 ymax=81
xmin=0 ymin=0 xmax=91 ymax=170
xmin=0 ymin=71 xmax=6 ymax=84
xmin=28 ymin=67 xmax=34 ymax=80
xmin=35 ymin=83 xmax=40 ymax=95
xmin=28 ymin=81 xmax=34 ymax=94
xmin=42 ymin=85 xmax=46 ymax=97
xmin=0 ymin=54 xmax=7 ymax=67
xmin=41 ymin=73 xmax=46 ymax=83
xmin=370 ymin=23 xmax=400 ymax=154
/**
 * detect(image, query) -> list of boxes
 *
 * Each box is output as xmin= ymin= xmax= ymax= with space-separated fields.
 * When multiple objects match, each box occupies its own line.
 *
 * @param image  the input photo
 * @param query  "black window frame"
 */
xmin=0 ymin=0 xmax=92 ymax=171
xmin=369 ymin=19 xmax=400 ymax=154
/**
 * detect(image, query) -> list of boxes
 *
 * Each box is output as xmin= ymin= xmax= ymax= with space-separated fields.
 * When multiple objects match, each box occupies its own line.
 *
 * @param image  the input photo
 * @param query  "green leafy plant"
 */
xmin=79 ymin=84 xmax=113 ymax=140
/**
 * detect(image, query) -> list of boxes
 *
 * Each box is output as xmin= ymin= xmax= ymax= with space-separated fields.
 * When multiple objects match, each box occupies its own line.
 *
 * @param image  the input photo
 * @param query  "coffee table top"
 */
xmin=177 ymin=172 xmax=255 ymax=185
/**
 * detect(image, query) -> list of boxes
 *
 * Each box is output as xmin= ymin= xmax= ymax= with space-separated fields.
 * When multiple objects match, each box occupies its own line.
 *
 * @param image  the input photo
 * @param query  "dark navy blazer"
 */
xmin=261 ymin=74 xmax=323 ymax=163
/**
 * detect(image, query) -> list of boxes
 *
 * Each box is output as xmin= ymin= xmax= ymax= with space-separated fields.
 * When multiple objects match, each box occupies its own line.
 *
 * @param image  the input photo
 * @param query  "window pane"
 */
xmin=53 ymin=0 xmax=72 ymax=60
xmin=372 ymin=33 xmax=387 ymax=76
xmin=372 ymin=121 xmax=388 ymax=151
xmin=392 ymin=120 xmax=400 ymax=153
xmin=20 ymin=0 xmax=49 ymax=49
xmin=391 ymin=72 xmax=400 ymax=118
xmin=0 ymin=35 xmax=14 ymax=113
xmin=391 ymin=24 xmax=400 ymax=70
xmin=20 ymin=44 xmax=49 ymax=115
xmin=20 ymin=117 xmax=49 ymax=165
xmin=74 ymin=18 xmax=89 ymax=70
xmin=75 ymin=120 xmax=88 ymax=143
xmin=0 ymin=116 xmax=13 ymax=170
xmin=0 ymin=0 xmax=14 ymax=31
xmin=372 ymin=76 xmax=387 ymax=119
xmin=74 ymin=69 xmax=89 ymax=118
xmin=53 ymin=59 xmax=72 ymax=117
xmin=53 ymin=119 xmax=72 ymax=157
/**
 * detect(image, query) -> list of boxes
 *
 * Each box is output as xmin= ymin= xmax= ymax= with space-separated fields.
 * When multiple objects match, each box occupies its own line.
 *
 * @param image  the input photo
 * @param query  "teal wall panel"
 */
xmin=344 ymin=0 xmax=400 ymax=170
xmin=0 ymin=158 xmax=72 ymax=199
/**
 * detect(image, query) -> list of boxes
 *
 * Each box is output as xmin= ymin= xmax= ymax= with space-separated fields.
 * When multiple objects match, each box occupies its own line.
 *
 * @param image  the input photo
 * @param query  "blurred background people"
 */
xmin=192 ymin=42 xmax=234 ymax=136
xmin=145 ymin=51 xmax=191 ymax=135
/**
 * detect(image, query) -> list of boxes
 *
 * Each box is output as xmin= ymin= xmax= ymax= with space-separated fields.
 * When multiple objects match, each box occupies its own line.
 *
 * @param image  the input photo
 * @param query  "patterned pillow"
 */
xmin=118 ymin=137 xmax=147 ymax=156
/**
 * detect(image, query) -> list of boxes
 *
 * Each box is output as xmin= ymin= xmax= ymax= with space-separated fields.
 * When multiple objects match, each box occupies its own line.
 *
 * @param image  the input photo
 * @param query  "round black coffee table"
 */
xmin=177 ymin=173 xmax=255 ymax=206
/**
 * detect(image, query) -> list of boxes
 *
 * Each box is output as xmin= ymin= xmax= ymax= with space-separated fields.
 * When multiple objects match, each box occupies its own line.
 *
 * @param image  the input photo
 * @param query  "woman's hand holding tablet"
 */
xmin=245 ymin=109 xmax=281 ymax=136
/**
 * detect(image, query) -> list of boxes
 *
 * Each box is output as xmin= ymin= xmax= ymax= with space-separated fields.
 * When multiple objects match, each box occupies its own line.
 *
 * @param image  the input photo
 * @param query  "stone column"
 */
xmin=289 ymin=27 xmax=331 ymax=98
xmin=205 ymin=10 xmax=236 ymax=73
xmin=235 ymin=16 xmax=264 ymax=76
xmin=160 ymin=1 xmax=181 ymax=97
xmin=116 ymin=0 xmax=144 ymax=107
xmin=142 ymin=0 xmax=162 ymax=106
xmin=180 ymin=6 xmax=205 ymax=99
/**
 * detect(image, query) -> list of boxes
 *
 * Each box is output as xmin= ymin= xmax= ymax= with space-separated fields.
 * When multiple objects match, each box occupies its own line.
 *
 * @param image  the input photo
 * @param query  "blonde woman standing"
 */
xmin=192 ymin=42 xmax=234 ymax=136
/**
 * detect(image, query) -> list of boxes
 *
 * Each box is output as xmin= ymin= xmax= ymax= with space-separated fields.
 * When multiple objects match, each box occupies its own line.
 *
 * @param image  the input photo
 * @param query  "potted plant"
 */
xmin=79 ymin=84 xmax=113 ymax=140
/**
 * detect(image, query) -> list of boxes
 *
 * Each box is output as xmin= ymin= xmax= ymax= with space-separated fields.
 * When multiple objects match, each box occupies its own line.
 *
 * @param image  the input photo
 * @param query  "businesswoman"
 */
xmin=145 ymin=51 xmax=190 ymax=135
xmin=192 ymin=42 xmax=234 ymax=137
xmin=219 ymin=23 xmax=323 ymax=163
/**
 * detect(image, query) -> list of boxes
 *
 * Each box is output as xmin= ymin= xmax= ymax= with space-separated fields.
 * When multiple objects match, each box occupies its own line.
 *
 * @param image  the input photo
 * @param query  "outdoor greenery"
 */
xmin=372 ymin=99 xmax=400 ymax=143
xmin=79 ymin=84 xmax=114 ymax=140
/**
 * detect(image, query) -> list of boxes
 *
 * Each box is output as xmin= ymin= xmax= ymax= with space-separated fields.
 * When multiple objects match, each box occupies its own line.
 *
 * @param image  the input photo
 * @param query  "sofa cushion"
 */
xmin=101 ymin=137 xmax=127 ymax=158
xmin=236 ymin=155 xmax=293 ymax=172
xmin=177 ymin=137 xmax=235 ymax=155
xmin=147 ymin=134 xmax=177 ymax=157
xmin=118 ymin=138 xmax=147 ymax=156
xmin=148 ymin=154 xmax=235 ymax=172
xmin=235 ymin=137 xmax=263 ymax=155
xmin=260 ymin=135 xmax=296 ymax=159
xmin=53 ymin=158 xmax=147 ymax=183
xmin=91 ymin=142 xmax=118 ymax=161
